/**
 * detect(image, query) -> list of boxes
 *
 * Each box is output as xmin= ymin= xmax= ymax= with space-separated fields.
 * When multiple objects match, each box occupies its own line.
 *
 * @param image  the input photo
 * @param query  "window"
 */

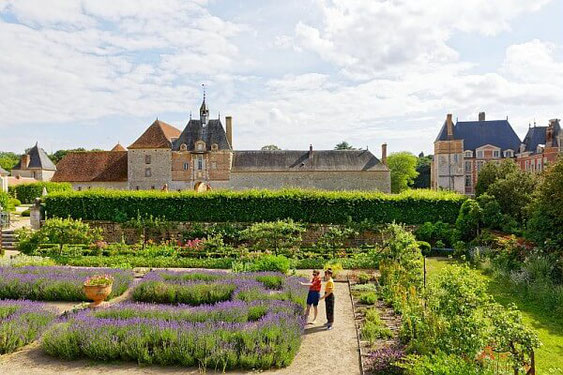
xmin=453 ymin=154 xmax=459 ymax=163
xmin=476 ymin=161 xmax=484 ymax=173
xmin=504 ymin=150 xmax=513 ymax=158
xmin=151 ymin=186 xmax=155 ymax=190
xmin=465 ymin=175 xmax=472 ymax=187
xmin=493 ymin=150 xmax=500 ymax=158
xmin=537 ymin=159 xmax=542 ymax=171
xmin=197 ymin=156 xmax=203 ymax=170
xmin=145 ymin=168 xmax=152 ymax=177
xmin=476 ymin=150 xmax=484 ymax=158
xmin=211 ymin=144 xmax=218 ymax=151
xmin=464 ymin=151 xmax=473 ymax=158
xmin=211 ymin=161 xmax=217 ymax=169
xmin=145 ymin=155 xmax=151 ymax=164
xmin=136 ymin=186 xmax=139 ymax=190
xmin=180 ymin=144 xmax=187 ymax=151
xmin=77 ymin=186 xmax=82 ymax=191
xmin=183 ymin=162 xmax=189 ymax=171
xmin=525 ymin=160 xmax=530 ymax=171
xmin=465 ymin=161 xmax=472 ymax=173
xmin=197 ymin=142 xmax=205 ymax=151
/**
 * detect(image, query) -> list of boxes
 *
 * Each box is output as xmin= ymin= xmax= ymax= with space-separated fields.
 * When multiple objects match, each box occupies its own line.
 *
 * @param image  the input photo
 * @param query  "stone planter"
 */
xmin=83 ymin=284 xmax=112 ymax=308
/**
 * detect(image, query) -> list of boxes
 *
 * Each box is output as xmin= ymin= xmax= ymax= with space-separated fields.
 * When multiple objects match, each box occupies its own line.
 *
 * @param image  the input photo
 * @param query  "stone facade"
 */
xmin=10 ymin=143 xmax=56 ymax=183
xmin=54 ymin=95 xmax=391 ymax=193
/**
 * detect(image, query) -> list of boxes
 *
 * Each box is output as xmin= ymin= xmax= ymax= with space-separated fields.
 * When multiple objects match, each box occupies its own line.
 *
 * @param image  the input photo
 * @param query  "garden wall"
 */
xmin=44 ymin=189 xmax=465 ymax=225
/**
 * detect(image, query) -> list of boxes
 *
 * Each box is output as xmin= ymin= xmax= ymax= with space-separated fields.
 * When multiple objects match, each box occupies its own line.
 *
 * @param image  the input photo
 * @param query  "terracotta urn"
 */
xmin=83 ymin=284 xmax=112 ymax=308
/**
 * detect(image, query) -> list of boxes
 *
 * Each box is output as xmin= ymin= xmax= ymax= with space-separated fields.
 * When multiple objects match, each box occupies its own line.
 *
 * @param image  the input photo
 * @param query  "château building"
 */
xmin=53 ymin=96 xmax=391 ymax=193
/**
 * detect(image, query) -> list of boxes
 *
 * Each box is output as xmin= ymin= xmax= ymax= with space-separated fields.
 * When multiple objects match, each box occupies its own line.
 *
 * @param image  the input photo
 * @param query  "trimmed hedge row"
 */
xmin=44 ymin=189 xmax=466 ymax=225
xmin=9 ymin=182 xmax=72 ymax=204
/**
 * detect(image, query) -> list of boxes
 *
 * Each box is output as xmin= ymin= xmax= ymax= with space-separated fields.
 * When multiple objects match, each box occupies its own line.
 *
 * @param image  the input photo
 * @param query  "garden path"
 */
xmin=0 ymin=283 xmax=360 ymax=375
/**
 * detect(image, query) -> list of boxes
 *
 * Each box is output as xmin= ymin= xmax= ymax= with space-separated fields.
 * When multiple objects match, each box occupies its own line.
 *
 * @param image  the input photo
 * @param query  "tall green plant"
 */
xmin=242 ymin=220 xmax=304 ymax=255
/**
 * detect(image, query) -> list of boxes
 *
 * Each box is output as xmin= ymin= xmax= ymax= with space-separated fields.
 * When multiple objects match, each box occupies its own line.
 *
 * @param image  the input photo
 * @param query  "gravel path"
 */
xmin=0 ymin=283 xmax=360 ymax=375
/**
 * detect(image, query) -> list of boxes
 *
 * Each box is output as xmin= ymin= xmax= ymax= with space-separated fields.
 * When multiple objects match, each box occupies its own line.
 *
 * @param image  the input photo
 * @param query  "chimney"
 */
xmin=381 ymin=143 xmax=387 ymax=165
xmin=309 ymin=144 xmax=313 ymax=159
xmin=21 ymin=154 xmax=30 ymax=170
xmin=225 ymin=116 xmax=233 ymax=148
xmin=446 ymin=114 xmax=454 ymax=139
xmin=479 ymin=112 xmax=486 ymax=121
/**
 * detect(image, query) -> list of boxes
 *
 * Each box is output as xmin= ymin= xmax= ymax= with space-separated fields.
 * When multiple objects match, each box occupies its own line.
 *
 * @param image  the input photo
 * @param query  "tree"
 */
xmin=413 ymin=154 xmax=433 ymax=189
xmin=487 ymin=169 xmax=536 ymax=224
xmin=241 ymin=219 xmax=305 ymax=256
xmin=527 ymin=158 xmax=563 ymax=254
xmin=475 ymin=159 xmax=519 ymax=196
xmin=387 ymin=152 xmax=419 ymax=193
xmin=0 ymin=152 xmax=20 ymax=172
xmin=455 ymin=199 xmax=482 ymax=242
xmin=49 ymin=148 xmax=86 ymax=164
xmin=260 ymin=145 xmax=281 ymax=151
xmin=334 ymin=141 xmax=356 ymax=150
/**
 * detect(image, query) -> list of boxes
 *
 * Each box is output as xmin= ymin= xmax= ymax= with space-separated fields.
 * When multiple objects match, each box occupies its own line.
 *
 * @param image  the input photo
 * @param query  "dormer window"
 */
xmin=537 ymin=145 xmax=544 ymax=154
xmin=464 ymin=151 xmax=473 ymax=158
xmin=211 ymin=143 xmax=218 ymax=151
xmin=493 ymin=150 xmax=500 ymax=158
xmin=504 ymin=150 xmax=513 ymax=158
xmin=180 ymin=143 xmax=187 ymax=151
xmin=196 ymin=141 xmax=206 ymax=151
xmin=476 ymin=150 xmax=484 ymax=159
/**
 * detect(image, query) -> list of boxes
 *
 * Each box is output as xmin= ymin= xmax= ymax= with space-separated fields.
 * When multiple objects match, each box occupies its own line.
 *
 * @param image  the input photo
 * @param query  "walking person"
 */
xmin=300 ymin=270 xmax=322 ymax=324
xmin=320 ymin=268 xmax=335 ymax=330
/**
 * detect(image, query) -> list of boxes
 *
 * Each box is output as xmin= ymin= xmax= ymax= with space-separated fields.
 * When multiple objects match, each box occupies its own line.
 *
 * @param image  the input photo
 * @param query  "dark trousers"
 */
xmin=325 ymin=294 xmax=335 ymax=324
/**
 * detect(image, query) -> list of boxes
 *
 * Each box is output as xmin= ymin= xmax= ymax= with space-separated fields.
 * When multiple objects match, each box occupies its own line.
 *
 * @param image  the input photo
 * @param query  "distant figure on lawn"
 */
xmin=320 ymin=268 xmax=335 ymax=330
xmin=301 ymin=270 xmax=322 ymax=324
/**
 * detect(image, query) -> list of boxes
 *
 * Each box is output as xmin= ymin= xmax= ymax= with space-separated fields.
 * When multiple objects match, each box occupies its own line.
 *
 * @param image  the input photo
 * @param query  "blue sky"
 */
xmin=0 ymin=0 xmax=562 ymax=157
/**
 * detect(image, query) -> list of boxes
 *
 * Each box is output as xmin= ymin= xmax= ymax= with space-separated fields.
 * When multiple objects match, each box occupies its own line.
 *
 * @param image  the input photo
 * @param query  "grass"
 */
xmin=426 ymin=257 xmax=563 ymax=373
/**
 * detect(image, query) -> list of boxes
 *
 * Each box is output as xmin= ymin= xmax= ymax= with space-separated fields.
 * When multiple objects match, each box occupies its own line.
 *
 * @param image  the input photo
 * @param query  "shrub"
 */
xmin=455 ymin=199 xmax=482 ymax=242
xmin=9 ymin=182 xmax=72 ymax=204
xmin=43 ymin=189 xmax=466 ymax=225
xmin=359 ymin=292 xmax=378 ymax=305
xmin=414 ymin=221 xmax=455 ymax=247
xmin=357 ymin=272 xmax=371 ymax=284
xmin=361 ymin=321 xmax=393 ymax=344
xmin=246 ymin=255 xmax=291 ymax=274
xmin=0 ymin=255 xmax=55 ymax=267
xmin=0 ymin=192 xmax=10 ymax=211
xmin=417 ymin=241 xmax=431 ymax=256
xmin=400 ymin=352 xmax=485 ymax=375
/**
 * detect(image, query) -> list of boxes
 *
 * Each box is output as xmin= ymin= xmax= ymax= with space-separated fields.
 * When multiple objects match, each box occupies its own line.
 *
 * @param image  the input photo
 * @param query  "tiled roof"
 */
xmin=436 ymin=119 xmax=521 ymax=151
xmin=12 ymin=143 xmax=57 ymax=171
xmin=128 ymin=120 xmax=181 ymax=149
xmin=52 ymin=151 xmax=128 ymax=182
xmin=173 ymin=119 xmax=231 ymax=151
xmin=232 ymin=150 xmax=387 ymax=172
xmin=111 ymin=143 xmax=127 ymax=152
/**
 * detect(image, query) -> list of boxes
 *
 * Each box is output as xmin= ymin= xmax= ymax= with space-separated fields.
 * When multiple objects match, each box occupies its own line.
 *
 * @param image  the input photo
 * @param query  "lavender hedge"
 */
xmin=132 ymin=270 xmax=306 ymax=306
xmin=0 ymin=299 xmax=57 ymax=354
xmin=0 ymin=266 xmax=134 ymax=301
xmin=42 ymin=272 xmax=308 ymax=370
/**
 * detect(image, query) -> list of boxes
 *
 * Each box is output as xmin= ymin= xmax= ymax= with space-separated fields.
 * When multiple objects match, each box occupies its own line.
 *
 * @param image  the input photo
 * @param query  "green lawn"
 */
xmin=426 ymin=257 xmax=563 ymax=374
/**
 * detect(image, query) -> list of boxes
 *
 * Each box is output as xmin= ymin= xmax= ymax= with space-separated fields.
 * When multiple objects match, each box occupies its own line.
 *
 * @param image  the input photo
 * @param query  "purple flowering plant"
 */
xmin=0 ymin=266 xmax=133 ymax=301
xmin=42 ymin=271 xmax=308 ymax=370
xmin=0 ymin=299 xmax=57 ymax=354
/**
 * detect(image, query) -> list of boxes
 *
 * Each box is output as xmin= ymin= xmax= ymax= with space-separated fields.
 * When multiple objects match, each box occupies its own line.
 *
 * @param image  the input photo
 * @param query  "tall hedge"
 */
xmin=9 ymin=182 xmax=73 ymax=204
xmin=44 ymin=189 xmax=466 ymax=225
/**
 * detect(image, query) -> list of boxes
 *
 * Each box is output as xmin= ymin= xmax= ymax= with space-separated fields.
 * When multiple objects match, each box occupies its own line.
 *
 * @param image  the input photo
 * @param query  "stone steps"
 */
xmin=1 ymin=230 xmax=17 ymax=251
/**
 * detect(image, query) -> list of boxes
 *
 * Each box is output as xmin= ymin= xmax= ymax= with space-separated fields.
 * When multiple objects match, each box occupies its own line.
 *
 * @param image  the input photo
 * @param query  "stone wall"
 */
xmin=87 ymin=220 xmax=390 ymax=246
xmin=227 ymin=170 xmax=391 ymax=192
xmin=128 ymin=149 xmax=171 ymax=190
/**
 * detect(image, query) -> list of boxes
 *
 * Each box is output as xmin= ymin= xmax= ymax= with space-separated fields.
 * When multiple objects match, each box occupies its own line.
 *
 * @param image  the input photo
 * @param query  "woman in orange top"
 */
xmin=300 ymin=270 xmax=322 ymax=324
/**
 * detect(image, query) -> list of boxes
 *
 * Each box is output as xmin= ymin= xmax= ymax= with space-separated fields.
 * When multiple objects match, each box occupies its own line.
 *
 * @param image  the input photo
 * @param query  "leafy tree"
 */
xmin=527 ymin=157 xmax=563 ymax=254
xmin=487 ymin=169 xmax=536 ymax=224
xmin=476 ymin=193 xmax=502 ymax=230
xmin=413 ymin=154 xmax=433 ymax=189
xmin=475 ymin=159 xmax=519 ymax=196
xmin=455 ymin=199 xmax=482 ymax=242
xmin=260 ymin=145 xmax=281 ymax=151
xmin=241 ymin=219 xmax=305 ymax=255
xmin=387 ymin=152 xmax=419 ymax=193
xmin=0 ymin=151 xmax=20 ymax=172
xmin=334 ymin=141 xmax=356 ymax=150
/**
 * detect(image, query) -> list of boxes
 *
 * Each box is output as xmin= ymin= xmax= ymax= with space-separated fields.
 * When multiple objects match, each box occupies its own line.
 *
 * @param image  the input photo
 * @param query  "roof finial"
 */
xmin=189 ymin=111 xmax=192 ymax=120
xmin=218 ymin=111 xmax=221 ymax=119
xmin=202 ymin=83 xmax=206 ymax=102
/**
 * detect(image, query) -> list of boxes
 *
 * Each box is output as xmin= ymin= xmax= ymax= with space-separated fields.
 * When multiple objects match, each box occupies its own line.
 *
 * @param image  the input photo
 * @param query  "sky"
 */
xmin=0 ymin=0 xmax=562 ymax=157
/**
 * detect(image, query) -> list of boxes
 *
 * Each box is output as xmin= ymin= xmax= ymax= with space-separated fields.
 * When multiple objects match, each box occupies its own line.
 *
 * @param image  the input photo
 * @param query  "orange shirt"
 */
xmin=310 ymin=276 xmax=322 ymax=291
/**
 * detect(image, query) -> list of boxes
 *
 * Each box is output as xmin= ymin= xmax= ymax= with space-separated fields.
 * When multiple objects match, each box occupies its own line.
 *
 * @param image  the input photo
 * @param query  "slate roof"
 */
xmin=128 ymin=120 xmax=181 ymax=149
xmin=111 ymin=143 xmax=127 ymax=152
xmin=232 ymin=150 xmax=387 ymax=172
xmin=522 ymin=126 xmax=547 ymax=154
xmin=12 ymin=143 xmax=57 ymax=171
xmin=173 ymin=119 xmax=231 ymax=151
xmin=436 ymin=120 xmax=521 ymax=151
xmin=52 ymin=151 xmax=128 ymax=182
